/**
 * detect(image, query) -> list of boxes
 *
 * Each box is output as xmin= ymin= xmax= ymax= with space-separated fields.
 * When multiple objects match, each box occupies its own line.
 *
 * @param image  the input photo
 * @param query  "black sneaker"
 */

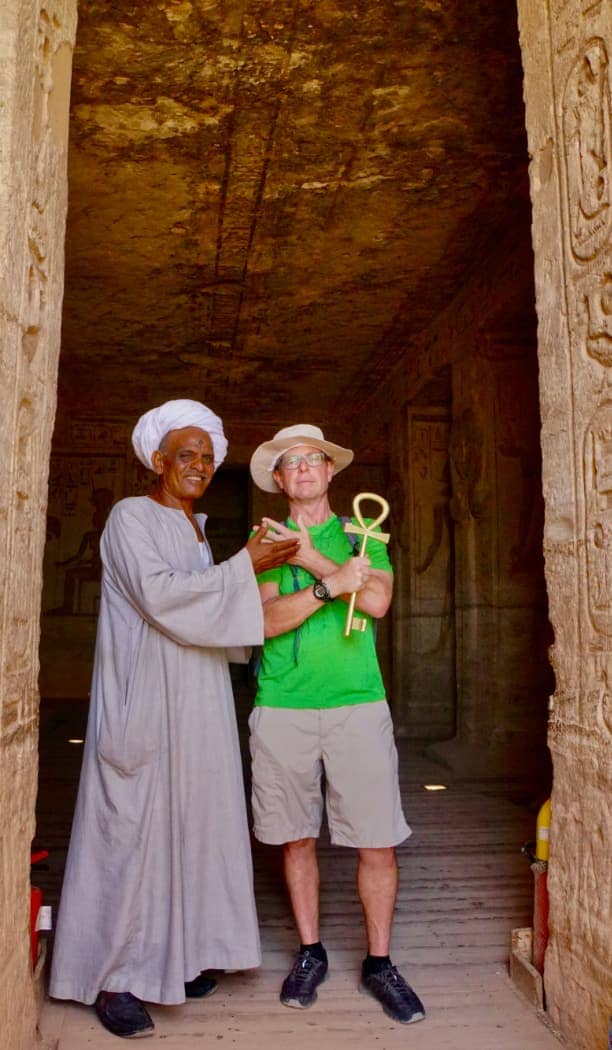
xmin=360 ymin=964 xmax=425 ymax=1024
xmin=94 ymin=991 xmax=155 ymax=1038
xmin=280 ymin=949 xmax=328 ymax=1009
xmin=185 ymin=973 xmax=218 ymax=999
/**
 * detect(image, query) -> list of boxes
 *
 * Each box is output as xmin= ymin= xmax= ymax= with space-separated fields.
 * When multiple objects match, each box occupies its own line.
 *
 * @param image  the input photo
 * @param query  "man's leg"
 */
xmin=280 ymin=837 xmax=328 ymax=1009
xmin=284 ymin=837 xmax=320 ymax=942
xmin=357 ymin=846 xmax=425 ymax=1025
xmin=357 ymin=846 xmax=397 ymax=954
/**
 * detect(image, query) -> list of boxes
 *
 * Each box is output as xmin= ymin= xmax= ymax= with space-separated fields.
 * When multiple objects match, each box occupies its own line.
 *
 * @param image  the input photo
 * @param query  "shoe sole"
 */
xmin=98 ymin=1023 xmax=155 ymax=1039
xmin=358 ymin=983 xmax=425 ymax=1025
xmin=185 ymin=982 xmax=219 ymax=1000
xmin=280 ymin=971 xmax=329 ymax=1009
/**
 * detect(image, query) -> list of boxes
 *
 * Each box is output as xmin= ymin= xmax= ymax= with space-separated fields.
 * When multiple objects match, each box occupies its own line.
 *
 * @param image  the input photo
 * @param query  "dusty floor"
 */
xmin=35 ymin=698 xmax=563 ymax=1049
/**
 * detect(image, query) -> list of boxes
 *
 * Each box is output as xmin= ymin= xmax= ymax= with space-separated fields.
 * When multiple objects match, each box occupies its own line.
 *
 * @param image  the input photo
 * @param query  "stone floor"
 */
xmin=35 ymin=698 xmax=563 ymax=1049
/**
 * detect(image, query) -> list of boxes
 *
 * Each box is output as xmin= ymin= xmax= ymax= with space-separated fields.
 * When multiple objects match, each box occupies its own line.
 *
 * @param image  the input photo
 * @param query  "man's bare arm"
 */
xmin=261 ymin=517 xmax=393 ymax=619
xmin=260 ymin=556 xmax=373 ymax=638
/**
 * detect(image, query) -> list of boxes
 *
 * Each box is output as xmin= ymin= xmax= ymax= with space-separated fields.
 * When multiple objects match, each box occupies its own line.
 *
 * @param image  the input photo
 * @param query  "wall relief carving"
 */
xmin=583 ymin=272 xmax=612 ymax=365
xmin=43 ymin=453 xmax=125 ymax=617
xmin=449 ymin=407 xmax=487 ymax=522
xmin=410 ymin=417 xmax=451 ymax=592
xmin=5 ymin=400 xmax=37 ymax=685
xmin=584 ymin=401 xmax=612 ymax=636
xmin=562 ymin=38 xmax=611 ymax=262
xmin=497 ymin=374 xmax=545 ymax=576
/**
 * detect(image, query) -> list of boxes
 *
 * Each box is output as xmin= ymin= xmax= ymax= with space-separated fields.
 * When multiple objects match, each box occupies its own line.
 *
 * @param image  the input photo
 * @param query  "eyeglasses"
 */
xmin=277 ymin=451 xmax=329 ymax=470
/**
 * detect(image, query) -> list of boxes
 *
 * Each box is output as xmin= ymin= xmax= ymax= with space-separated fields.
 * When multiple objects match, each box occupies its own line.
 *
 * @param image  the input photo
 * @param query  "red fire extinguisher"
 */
xmin=30 ymin=850 xmax=49 ymax=968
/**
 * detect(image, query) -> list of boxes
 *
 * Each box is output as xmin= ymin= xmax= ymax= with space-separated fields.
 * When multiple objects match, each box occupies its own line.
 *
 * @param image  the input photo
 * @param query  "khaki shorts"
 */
xmin=249 ymin=701 xmax=411 ymax=848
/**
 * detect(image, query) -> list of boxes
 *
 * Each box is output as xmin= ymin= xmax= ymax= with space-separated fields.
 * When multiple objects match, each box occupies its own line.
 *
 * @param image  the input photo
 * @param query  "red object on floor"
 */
xmin=30 ymin=886 xmax=43 ymax=968
xmin=532 ymin=866 xmax=549 ymax=973
xmin=30 ymin=849 xmax=49 ymax=968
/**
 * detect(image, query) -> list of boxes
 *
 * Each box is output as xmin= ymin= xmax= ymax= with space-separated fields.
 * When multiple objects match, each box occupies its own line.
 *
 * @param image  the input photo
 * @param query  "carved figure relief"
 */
xmin=42 ymin=454 xmax=124 ymax=616
xmin=410 ymin=417 xmax=451 ymax=596
xmin=497 ymin=374 xmax=545 ymax=575
xmin=49 ymin=487 xmax=114 ymax=615
xmin=584 ymin=402 xmax=612 ymax=635
xmin=449 ymin=407 xmax=487 ymax=522
xmin=592 ymin=654 xmax=612 ymax=735
xmin=563 ymin=39 xmax=611 ymax=262
xmin=584 ymin=273 xmax=612 ymax=366
xmin=405 ymin=413 xmax=453 ymax=669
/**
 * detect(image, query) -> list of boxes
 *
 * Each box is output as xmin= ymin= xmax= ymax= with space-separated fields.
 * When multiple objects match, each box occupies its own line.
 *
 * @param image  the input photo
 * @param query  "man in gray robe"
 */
xmin=49 ymin=399 xmax=299 ymax=1039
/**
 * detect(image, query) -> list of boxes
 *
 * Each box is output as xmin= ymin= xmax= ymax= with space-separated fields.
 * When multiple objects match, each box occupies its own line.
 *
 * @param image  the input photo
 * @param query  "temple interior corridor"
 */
xmin=2 ymin=1 xmax=610 ymax=1047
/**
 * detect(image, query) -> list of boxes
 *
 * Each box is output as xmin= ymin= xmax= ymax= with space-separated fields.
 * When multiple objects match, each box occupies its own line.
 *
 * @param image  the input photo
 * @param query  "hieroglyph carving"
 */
xmin=7 ymin=400 xmax=37 ymax=678
xmin=563 ymin=38 xmax=611 ymax=263
xmin=584 ymin=272 xmax=612 ymax=366
xmin=584 ymin=401 xmax=612 ymax=636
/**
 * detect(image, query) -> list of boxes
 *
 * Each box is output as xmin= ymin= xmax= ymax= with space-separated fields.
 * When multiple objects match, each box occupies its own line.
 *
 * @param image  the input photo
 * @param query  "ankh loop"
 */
xmin=343 ymin=492 xmax=390 ymax=637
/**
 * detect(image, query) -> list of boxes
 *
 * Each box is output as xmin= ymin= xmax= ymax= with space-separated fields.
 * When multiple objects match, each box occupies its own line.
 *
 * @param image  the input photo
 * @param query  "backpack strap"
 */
xmin=339 ymin=515 xmax=361 ymax=556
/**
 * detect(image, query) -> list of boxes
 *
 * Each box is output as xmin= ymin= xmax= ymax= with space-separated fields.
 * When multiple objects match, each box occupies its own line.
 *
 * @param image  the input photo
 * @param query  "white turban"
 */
xmin=131 ymin=399 xmax=228 ymax=472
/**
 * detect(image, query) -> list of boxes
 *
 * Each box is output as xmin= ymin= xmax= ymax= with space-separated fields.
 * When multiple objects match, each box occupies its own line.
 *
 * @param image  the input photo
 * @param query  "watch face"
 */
xmin=313 ymin=580 xmax=331 ymax=602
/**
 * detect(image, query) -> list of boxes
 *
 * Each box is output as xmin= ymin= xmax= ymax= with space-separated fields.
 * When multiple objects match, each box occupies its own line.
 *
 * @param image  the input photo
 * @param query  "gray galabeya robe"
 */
xmin=49 ymin=496 xmax=263 ymax=1004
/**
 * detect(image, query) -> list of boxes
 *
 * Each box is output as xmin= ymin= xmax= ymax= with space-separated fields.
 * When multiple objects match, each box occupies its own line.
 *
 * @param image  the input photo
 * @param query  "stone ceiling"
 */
xmin=58 ymin=0 xmax=530 ymax=451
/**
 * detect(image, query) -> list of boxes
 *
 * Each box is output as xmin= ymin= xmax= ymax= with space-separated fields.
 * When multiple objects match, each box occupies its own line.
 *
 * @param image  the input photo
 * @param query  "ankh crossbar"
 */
xmin=343 ymin=492 xmax=390 ymax=637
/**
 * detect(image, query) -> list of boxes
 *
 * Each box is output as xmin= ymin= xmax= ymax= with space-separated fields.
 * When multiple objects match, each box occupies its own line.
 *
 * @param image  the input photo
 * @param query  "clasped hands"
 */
xmin=250 ymin=516 xmax=372 ymax=598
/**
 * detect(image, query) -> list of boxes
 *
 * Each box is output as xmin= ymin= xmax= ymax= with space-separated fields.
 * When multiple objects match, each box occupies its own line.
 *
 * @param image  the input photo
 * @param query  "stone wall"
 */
xmin=517 ymin=0 xmax=611 ymax=1046
xmin=0 ymin=2 xmax=76 ymax=1047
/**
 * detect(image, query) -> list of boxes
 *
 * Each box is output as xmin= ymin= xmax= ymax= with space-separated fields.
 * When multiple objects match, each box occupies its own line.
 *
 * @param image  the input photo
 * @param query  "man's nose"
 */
xmin=297 ymin=457 xmax=309 ymax=470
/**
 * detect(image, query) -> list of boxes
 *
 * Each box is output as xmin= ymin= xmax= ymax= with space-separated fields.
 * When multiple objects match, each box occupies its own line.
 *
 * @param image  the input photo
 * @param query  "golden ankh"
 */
xmin=344 ymin=492 xmax=390 ymax=637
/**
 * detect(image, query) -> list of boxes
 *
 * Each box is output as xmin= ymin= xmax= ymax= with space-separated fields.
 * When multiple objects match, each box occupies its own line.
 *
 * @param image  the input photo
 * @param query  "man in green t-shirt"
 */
xmin=248 ymin=424 xmax=425 ymax=1026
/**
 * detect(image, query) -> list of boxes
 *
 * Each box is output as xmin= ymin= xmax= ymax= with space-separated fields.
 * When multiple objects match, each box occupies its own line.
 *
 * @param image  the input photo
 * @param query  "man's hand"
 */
xmin=261 ymin=516 xmax=315 ymax=568
xmin=326 ymin=555 xmax=371 ymax=599
xmin=246 ymin=524 xmax=300 ymax=574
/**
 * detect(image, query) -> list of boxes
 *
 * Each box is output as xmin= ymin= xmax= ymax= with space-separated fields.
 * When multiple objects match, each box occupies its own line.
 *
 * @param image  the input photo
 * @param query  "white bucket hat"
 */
xmin=250 ymin=424 xmax=353 ymax=493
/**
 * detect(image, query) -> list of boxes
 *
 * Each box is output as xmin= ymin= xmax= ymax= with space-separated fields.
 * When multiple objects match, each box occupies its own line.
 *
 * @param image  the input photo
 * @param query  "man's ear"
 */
xmin=151 ymin=449 xmax=165 ymax=476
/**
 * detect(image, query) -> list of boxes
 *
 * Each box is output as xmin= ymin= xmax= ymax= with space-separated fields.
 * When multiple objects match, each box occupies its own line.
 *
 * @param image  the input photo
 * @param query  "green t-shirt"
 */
xmin=254 ymin=514 xmax=392 ymax=709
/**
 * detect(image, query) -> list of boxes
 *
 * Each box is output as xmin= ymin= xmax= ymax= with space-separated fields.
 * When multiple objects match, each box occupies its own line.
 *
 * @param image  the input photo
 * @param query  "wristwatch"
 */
xmin=312 ymin=579 xmax=333 ymax=602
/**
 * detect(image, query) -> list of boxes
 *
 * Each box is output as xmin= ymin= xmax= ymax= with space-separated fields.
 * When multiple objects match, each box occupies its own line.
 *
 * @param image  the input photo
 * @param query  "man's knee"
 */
xmin=358 ymin=845 xmax=397 ymax=870
xmin=284 ymin=836 xmax=317 ymax=856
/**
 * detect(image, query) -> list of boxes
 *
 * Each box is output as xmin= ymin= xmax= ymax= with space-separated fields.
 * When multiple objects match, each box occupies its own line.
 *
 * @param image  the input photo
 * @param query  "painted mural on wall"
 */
xmin=41 ymin=421 xmax=144 ymax=617
xmin=42 ymin=455 xmax=123 ymax=616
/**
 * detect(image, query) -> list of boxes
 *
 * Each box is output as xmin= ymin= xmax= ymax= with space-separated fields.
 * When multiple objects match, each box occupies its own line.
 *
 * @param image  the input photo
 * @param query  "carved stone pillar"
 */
xmin=0 ymin=3 xmax=76 ymax=1047
xmin=517 ymin=1 xmax=611 ymax=1046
